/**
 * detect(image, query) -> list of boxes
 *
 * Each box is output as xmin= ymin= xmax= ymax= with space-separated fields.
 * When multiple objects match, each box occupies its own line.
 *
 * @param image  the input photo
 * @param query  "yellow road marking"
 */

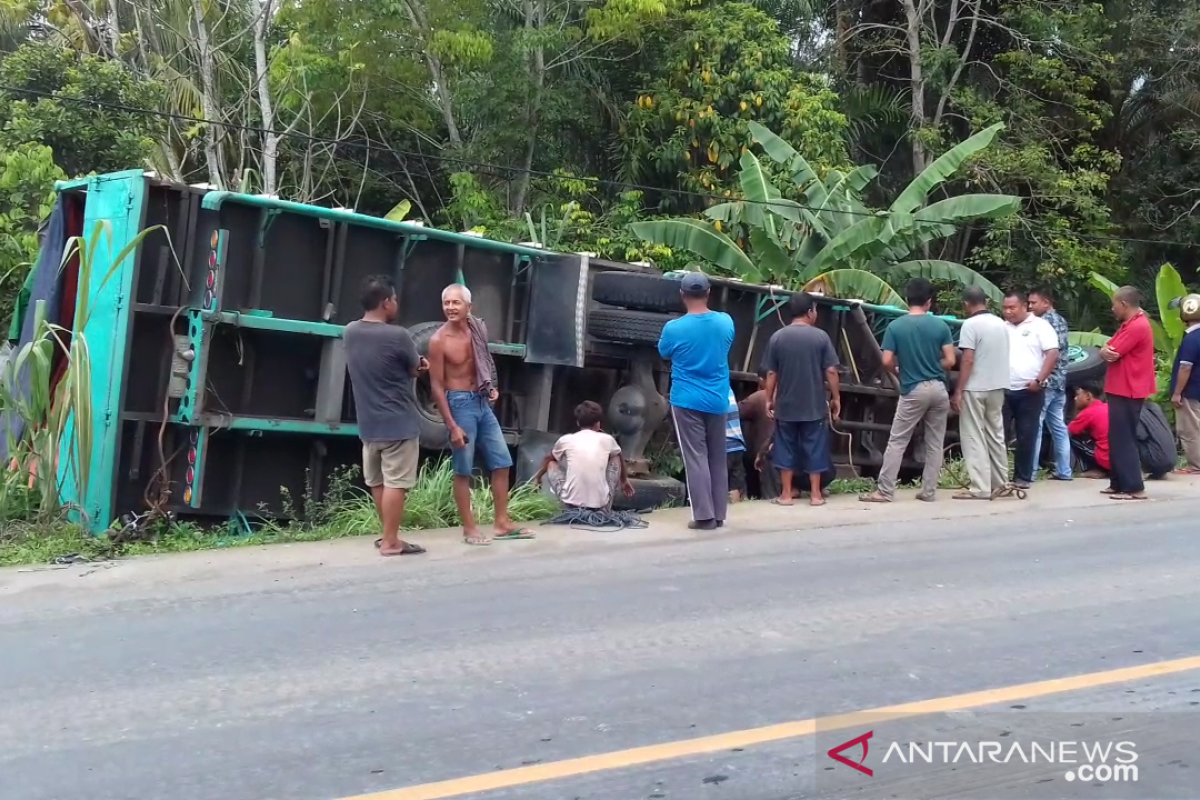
xmin=339 ymin=654 xmax=1200 ymax=800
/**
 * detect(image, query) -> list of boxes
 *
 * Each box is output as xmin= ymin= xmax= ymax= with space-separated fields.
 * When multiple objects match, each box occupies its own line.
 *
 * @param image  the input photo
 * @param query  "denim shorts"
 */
xmin=447 ymin=390 xmax=513 ymax=476
xmin=772 ymin=419 xmax=832 ymax=474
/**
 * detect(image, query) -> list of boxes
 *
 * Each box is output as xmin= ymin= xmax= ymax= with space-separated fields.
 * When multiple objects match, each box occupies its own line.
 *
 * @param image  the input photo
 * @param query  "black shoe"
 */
xmin=688 ymin=519 xmax=718 ymax=530
xmin=715 ymin=520 xmax=724 ymax=528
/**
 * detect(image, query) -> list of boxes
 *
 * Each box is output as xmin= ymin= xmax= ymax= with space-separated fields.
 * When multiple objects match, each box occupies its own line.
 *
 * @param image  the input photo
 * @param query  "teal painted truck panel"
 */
xmin=200 ymin=191 xmax=550 ymax=258
xmin=57 ymin=171 xmax=148 ymax=531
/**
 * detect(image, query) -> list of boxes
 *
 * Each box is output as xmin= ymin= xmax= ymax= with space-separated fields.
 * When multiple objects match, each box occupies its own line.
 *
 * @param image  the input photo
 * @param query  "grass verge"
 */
xmin=0 ymin=456 xmax=1082 ymax=568
xmin=0 ymin=460 xmax=559 ymax=568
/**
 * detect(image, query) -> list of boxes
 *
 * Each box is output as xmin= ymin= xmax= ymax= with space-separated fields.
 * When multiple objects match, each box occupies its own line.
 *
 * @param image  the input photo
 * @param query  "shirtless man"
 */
xmin=428 ymin=284 xmax=535 ymax=545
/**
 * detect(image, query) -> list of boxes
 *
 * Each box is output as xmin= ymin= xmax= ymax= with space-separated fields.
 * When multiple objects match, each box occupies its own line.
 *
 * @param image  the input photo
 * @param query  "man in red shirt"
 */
xmin=1067 ymin=383 xmax=1110 ymax=477
xmin=1099 ymin=286 xmax=1158 ymax=500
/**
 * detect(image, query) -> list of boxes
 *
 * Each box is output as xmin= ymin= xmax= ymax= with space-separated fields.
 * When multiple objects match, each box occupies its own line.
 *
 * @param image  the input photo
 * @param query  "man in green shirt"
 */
xmin=861 ymin=278 xmax=956 ymax=503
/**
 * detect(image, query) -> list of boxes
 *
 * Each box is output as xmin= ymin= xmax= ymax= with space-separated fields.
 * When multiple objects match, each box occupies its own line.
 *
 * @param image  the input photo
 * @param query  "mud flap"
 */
xmin=525 ymin=253 xmax=588 ymax=366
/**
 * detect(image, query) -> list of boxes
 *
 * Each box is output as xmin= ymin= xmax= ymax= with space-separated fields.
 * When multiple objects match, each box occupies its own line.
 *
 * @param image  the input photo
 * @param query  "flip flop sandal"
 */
xmin=769 ymin=498 xmax=794 ymax=506
xmin=953 ymin=492 xmax=991 ymax=500
xmin=1109 ymin=494 xmax=1149 ymax=501
xmin=494 ymin=528 xmax=536 ymax=540
xmin=379 ymin=542 xmax=426 ymax=556
xmin=1100 ymin=488 xmax=1120 ymax=494
xmin=858 ymin=494 xmax=891 ymax=503
xmin=463 ymin=534 xmax=493 ymax=546
xmin=1174 ymin=468 xmax=1200 ymax=475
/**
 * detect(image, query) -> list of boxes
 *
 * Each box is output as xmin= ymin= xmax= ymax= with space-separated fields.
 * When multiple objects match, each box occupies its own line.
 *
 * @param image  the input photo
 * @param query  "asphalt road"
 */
xmin=4 ymin=488 xmax=1200 ymax=800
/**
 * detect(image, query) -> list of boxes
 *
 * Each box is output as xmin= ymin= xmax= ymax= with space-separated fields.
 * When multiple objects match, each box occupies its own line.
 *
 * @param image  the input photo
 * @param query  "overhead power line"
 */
xmin=2 ymin=83 xmax=1197 ymax=250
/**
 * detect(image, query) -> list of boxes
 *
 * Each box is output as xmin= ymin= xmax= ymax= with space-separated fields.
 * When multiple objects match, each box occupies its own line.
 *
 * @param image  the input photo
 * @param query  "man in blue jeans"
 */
xmin=658 ymin=272 xmax=735 ymax=530
xmin=429 ymin=284 xmax=536 ymax=546
xmin=1029 ymin=287 xmax=1072 ymax=480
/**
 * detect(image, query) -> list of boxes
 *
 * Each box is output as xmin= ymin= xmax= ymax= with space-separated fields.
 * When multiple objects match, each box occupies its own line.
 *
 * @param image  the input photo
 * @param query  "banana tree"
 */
xmin=1085 ymin=264 xmax=1194 ymax=355
xmin=631 ymin=122 xmax=1019 ymax=307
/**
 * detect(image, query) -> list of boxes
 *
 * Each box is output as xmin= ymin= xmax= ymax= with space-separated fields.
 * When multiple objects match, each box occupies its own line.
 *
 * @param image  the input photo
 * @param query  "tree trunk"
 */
xmin=400 ymin=0 xmax=463 ymax=149
xmin=511 ymin=0 xmax=545 ymax=214
xmin=252 ymin=0 xmax=279 ymax=195
xmin=190 ymin=0 xmax=226 ymax=189
xmin=901 ymin=0 xmax=927 ymax=175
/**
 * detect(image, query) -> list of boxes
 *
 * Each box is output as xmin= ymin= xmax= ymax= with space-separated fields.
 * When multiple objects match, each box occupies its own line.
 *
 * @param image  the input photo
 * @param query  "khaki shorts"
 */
xmin=362 ymin=439 xmax=419 ymax=489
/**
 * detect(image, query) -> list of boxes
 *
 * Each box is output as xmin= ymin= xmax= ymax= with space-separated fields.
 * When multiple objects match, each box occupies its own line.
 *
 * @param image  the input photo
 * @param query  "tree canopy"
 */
xmin=2 ymin=0 xmax=1199 ymax=323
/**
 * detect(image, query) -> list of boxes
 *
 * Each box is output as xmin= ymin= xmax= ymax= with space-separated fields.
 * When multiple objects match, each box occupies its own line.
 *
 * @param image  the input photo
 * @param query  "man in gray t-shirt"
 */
xmin=761 ymin=292 xmax=841 ymax=506
xmin=952 ymin=286 xmax=1011 ymax=498
xmin=343 ymin=274 xmax=426 ymax=557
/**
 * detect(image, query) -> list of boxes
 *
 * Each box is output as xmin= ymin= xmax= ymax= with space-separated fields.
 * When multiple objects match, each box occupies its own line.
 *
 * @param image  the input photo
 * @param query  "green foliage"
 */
xmin=1085 ymin=263 xmax=1196 ymax=402
xmin=0 ymin=143 xmax=65 ymax=328
xmin=0 ymin=458 xmax=559 ymax=566
xmin=442 ymin=171 xmax=680 ymax=265
xmin=950 ymin=0 xmax=1123 ymax=301
xmin=283 ymin=459 xmax=560 ymax=534
xmin=633 ymin=121 xmax=1018 ymax=305
xmin=0 ymin=42 xmax=164 ymax=178
xmin=620 ymin=2 xmax=849 ymax=207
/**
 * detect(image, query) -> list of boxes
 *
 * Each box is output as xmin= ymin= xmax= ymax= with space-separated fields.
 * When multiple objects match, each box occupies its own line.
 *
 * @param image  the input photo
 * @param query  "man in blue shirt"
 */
xmin=1170 ymin=293 xmax=1200 ymax=473
xmin=657 ymin=272 xmax=736 ymax=529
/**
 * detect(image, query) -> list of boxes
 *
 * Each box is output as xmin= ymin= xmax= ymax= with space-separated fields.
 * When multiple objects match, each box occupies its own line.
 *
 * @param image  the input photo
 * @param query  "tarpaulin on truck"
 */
xmin=0 ymin=196 xmax=71 ymax=461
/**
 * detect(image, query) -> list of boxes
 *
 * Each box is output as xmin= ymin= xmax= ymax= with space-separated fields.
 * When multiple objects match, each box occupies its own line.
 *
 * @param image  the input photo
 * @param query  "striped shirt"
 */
xmin=725 ymin=389 xmax=746 ymax=453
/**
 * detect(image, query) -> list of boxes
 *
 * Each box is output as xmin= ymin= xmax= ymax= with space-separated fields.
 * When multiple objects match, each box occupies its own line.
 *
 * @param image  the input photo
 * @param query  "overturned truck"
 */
xmin=10 ymin=170 xmax=1106 ymax=532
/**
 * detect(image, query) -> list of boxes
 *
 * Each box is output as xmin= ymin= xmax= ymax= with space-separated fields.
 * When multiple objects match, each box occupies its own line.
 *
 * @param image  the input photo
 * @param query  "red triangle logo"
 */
xmin=827 ymin=730 xmax=874 ymax=776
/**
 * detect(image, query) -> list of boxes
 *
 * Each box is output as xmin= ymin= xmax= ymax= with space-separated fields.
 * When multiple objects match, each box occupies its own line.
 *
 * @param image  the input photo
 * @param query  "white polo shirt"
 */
xmin=1007 ymin=314 xmax=1059 ymax=391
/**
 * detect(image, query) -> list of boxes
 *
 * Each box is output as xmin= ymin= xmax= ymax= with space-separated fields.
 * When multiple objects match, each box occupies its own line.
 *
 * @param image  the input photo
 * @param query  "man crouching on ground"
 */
xmin=532 ymin=401 xmax=634 ymax=511
xmin=428 ymin=284 xmax=536 ymax=545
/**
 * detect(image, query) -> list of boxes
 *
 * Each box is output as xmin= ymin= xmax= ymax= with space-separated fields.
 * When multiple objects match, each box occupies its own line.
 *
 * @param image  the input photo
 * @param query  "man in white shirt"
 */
xmin=1001 ymin=290 xmax=1060 ymax=488
xmin=951 ymin=287 xmax=1011 ymax=499
xmin=533 ymin=401 xmax=634 ymax=511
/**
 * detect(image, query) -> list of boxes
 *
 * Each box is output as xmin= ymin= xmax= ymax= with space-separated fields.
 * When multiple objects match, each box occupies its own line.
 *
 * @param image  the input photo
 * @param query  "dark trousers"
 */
xmin=1004 ymin=389 xmax=1043 ymax=484
xmin=1108 ymin=395 xmax=1145 ymax=494
xmin=672 ymin=406 xmax=728 ymax=522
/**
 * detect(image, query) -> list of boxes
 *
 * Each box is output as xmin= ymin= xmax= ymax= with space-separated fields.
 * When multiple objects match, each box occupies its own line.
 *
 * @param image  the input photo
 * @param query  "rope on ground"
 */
xmin=541 ymin=507 xmax=650 ymax=532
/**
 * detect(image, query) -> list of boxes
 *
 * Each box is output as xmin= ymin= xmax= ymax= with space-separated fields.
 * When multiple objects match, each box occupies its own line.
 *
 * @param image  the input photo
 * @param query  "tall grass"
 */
xmin=0 ymin=221 xmax=167 ymax=525
xmin=281 ymin=459 xmax=560 ymax=535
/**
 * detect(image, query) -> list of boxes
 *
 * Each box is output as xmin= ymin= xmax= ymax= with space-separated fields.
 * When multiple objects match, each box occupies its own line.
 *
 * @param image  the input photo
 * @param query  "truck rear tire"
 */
xmin=1065 ymin=346 xmax=1106 ymax=385
xmin=588 ymin=308 xmax=677 ymax=345
xmin=613 ymin=475 xmax=686 ymax=511
xmin=592 ymin=271 xmax=682 ymax=313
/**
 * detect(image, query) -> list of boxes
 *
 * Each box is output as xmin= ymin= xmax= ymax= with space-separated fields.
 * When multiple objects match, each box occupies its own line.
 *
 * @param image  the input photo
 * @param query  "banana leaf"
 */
xmin=748 ymin=120 xmax=822 ymax=200
xmin=886 ymin=260 xmax=1003 ymax=304
xmin=889 ymin=122 xmax=1005 ymax=215
xmin=1069 ymin=330 xmax=1111 ymax=347
xmin=802 ymin=269 xmax=905 ymax=308
xmin=1089 ymin=271 xmax=1119 ymax=297
xmin=630 ymin=219 xmax=757 ymax=276
xmin=1154 ymin=262 xmax=1189 ymax=348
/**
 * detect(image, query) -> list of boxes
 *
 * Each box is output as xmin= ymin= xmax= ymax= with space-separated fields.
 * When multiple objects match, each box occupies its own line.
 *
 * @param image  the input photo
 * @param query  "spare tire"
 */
xmin=613 ymin=475 xmax=686 ymax=511
xmin=592 ymin=271 xmax=682 ymax=313
xmin=588 ymin=308 xmax=677 ymax=345
xmin=1065 ymin=345 xmax=1106 ymax=386
xmin=409 ymin=321 xmax=451 ymax=450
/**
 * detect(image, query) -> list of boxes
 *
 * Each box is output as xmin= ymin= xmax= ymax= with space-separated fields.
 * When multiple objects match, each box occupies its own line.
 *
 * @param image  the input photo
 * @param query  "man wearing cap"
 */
xmin=1170 ymin=293 xmax=1200 ymax=474
xmin=657 ymin=272 xmax=736 ymax=530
